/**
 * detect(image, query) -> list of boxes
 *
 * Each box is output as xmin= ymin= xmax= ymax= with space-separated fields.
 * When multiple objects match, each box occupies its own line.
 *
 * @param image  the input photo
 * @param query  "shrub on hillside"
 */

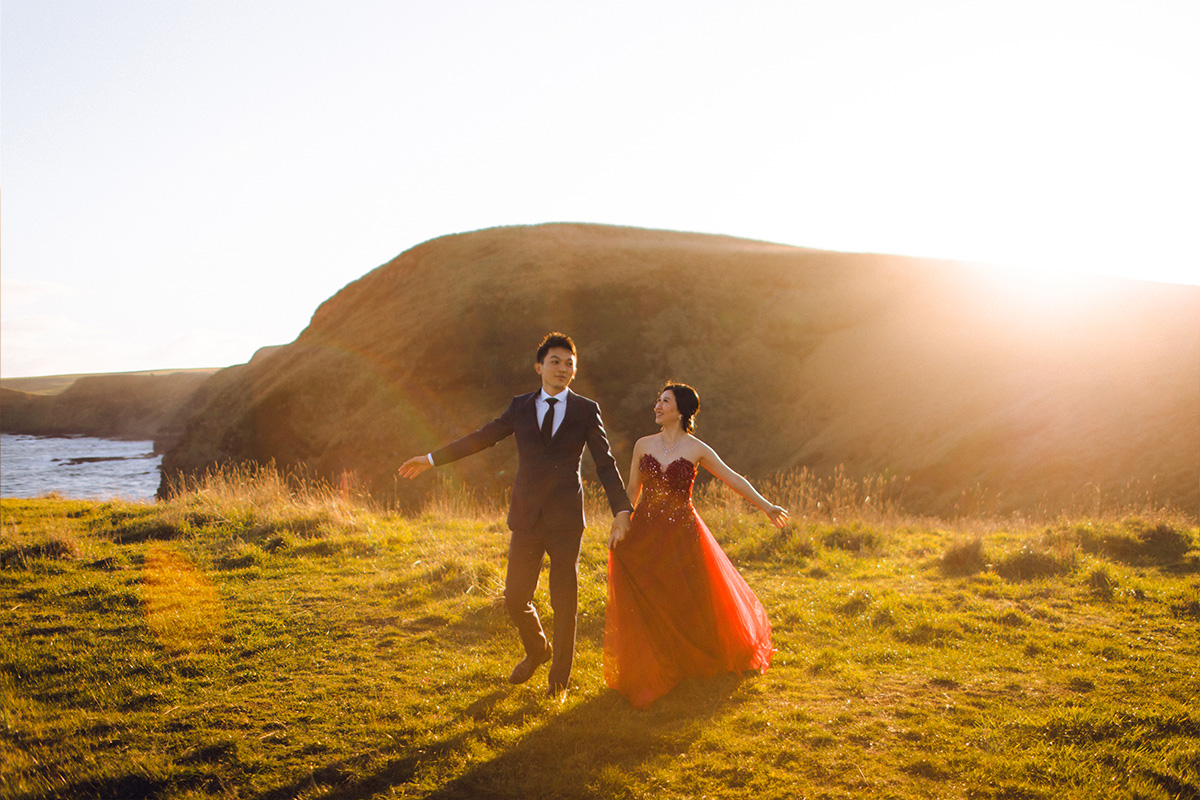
xmin=1045 ymin=520 xmax=1195 ymax=566
xmin=1171 ymin=593 xmax=1200 ymax=620
xmin=1086 ymin=567 xmax=1117 ymax=600
xmin=0 ymin=534 xmax=78 ymax=568
xmin=820 ymin=523 xmax=883 ymax=553
xmin=837 ymin=589 xmax=872 ymax=617
xmin=768 ymin=525 xmax=817 ymax=562
xmin=996 ymin=543 xmax=1075 ymax=581
xmin=1133 ymin=522 xmax=1193 ymax=562
xmin=724 ymin=524 xmax=816 ymax=565
xmin=110 ymin=519 xmax=187 ymax=544
xmin=940 ymin=536 xmax=988 ymax=576
xmin=892 ymin=617 xmax=960 ymax=646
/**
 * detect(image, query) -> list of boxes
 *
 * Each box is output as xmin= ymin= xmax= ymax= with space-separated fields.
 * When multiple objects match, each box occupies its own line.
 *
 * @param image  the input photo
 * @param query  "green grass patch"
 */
xmin=2 ymin=485 xmax=1198 ymax=799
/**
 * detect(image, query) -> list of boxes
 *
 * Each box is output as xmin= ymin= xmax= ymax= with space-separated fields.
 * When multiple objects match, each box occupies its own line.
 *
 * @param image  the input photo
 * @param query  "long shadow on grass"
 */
xmin=423 ymin=676 xmax=746 ymax=800
xmin=256 ymin=673 xmax=746 ymax=800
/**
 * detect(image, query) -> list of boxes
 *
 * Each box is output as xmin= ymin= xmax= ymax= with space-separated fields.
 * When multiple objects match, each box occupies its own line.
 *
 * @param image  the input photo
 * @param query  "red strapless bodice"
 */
xmin=635 ymin=454 xmax=697 ymax=519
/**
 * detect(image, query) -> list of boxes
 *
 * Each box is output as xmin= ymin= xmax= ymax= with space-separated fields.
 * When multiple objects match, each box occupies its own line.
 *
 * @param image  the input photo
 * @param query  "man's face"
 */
xmin=535 ymin=347 xmax=577 ymax=394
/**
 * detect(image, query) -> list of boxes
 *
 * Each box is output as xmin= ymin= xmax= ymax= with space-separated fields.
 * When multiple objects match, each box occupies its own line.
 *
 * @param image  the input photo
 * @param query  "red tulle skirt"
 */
xmin=604 ymin=460 xmax=773 ymax=708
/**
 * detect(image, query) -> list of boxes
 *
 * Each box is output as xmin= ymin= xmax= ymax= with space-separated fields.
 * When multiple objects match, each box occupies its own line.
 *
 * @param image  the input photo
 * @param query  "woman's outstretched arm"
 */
xmin=696 ymin=441 xmax=788 ymax=528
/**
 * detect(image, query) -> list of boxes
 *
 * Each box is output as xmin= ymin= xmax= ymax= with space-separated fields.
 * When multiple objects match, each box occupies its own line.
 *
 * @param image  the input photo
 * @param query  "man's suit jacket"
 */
xmin=431 ymin=389 xmax=632 ymax=534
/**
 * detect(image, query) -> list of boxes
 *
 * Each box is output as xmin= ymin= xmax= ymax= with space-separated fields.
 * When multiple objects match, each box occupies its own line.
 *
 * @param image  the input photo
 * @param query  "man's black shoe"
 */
xmin=508 ymin=645 xmax=553 ymax=685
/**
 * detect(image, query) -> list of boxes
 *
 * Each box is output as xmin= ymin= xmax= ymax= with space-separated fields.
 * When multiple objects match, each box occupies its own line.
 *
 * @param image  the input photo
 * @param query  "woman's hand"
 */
xmin=608 ymin=511 xmax=632 ymax=549
xmin=765 ymin=504 xmax=789 ymax=529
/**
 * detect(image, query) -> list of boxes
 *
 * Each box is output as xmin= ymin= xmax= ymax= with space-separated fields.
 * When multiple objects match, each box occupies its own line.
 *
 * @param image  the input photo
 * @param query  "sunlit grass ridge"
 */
xmin=2 ymin=465 xmax=1197 ymax=799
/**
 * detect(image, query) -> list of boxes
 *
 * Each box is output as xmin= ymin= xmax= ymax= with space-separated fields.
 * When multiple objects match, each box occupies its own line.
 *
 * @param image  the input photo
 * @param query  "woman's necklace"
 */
xmin=661 ymin=433 xmax=684 ymax=456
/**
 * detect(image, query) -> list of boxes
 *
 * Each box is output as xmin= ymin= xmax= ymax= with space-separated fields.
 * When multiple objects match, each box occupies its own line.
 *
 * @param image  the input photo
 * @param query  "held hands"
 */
xmin=608 ymin=511 xmax=632 ymax=550
xmin=397 ymin=456 xmax=433 ymax=480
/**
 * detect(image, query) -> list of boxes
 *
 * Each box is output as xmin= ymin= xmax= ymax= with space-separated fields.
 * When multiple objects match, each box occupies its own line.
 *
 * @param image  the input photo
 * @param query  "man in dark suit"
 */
xmin=398 ymin=332 xmax=633 ymax=697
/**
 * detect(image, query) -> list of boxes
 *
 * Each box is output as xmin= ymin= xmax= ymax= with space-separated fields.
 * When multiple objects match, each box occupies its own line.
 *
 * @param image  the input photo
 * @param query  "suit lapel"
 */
xmin=522 ymin=392 xmax=540 ymax=435
xmin=555 ymin=389 xmax=581 ymax=442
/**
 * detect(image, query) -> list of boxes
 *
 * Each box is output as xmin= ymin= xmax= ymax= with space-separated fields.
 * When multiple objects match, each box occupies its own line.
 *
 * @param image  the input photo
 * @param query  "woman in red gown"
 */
xmin=604 ymin=383 xmax=788 ymax=709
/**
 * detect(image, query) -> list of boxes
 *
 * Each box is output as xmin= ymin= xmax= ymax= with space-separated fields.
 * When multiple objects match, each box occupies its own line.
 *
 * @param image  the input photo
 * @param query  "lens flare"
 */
xmin=142 ymin=545 xmax=225 ymax=654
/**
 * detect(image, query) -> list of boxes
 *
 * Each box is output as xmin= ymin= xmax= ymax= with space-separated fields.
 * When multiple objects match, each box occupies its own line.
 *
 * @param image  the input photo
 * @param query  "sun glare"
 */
xmin=965 ymin=263 xmax=1128 ymax=330
xmin=1007 ymin=267 xmax=1091 ymax=306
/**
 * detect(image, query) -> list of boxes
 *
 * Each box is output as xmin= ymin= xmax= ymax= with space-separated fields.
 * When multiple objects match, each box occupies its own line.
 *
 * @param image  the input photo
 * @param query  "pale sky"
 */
xmin=2 ymin=0 xmax=1197 ymax=378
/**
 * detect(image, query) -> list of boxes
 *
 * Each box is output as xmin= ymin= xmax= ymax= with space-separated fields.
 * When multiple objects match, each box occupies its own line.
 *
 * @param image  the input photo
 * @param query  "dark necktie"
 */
xmin=541 ymin=397 xmax=558 ymax=445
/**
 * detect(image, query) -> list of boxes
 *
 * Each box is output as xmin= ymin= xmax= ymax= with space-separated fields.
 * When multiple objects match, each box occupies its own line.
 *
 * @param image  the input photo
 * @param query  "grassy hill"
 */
xmin=159 ymin=224 xmax=1199 ymax=516
xmin=1 ymin=370 xmax=218 ymax=446
xmin=0 ymin=369 xmax=216 ymax=397
xmin=1 ymin=470 xmax=1197 ymax=799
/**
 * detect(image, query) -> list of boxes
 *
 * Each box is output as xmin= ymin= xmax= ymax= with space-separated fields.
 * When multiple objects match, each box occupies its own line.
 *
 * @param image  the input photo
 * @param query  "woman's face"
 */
xmin=654 ymin=390 xmax=680 ymax=425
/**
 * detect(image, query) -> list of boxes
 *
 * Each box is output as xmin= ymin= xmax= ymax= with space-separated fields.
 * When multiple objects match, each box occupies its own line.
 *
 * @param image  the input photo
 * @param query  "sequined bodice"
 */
xmin=637 ymin=454 xmax=696 ymax=512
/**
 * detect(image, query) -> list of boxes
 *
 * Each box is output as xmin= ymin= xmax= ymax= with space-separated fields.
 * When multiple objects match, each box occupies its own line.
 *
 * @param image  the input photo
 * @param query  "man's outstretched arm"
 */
xmin=397 ymin=400 xmax=518 ymax=480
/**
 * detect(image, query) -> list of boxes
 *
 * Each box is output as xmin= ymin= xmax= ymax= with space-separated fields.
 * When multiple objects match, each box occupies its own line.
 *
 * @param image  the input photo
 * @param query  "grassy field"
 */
xmin=2 ymin=467 xmax=1197 ymax=799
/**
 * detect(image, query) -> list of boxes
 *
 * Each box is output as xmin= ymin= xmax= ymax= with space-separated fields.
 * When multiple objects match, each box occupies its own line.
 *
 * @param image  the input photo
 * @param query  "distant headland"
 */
xmin=1 ymin=368 xmax=220 ymax=450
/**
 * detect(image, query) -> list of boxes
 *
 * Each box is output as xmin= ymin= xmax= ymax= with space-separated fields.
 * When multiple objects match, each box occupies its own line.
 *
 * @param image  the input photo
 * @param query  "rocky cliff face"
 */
xmin=158 ymin=223 xmax=1200 ymax=515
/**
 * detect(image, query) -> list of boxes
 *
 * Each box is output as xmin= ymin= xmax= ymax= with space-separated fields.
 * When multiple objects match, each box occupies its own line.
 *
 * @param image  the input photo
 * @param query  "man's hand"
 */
xmin=397 ymin=456 xmax=433 ymax=480
xmin=608 ymin=511 xmax=632 ymax=549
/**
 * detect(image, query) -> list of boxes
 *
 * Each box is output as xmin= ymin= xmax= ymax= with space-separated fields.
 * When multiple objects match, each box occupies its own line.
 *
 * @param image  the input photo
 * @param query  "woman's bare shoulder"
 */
xmin=689 ymin=435 xmax=725 ymax=464
xmin=632 ymin=434 xmax=658 ymax=452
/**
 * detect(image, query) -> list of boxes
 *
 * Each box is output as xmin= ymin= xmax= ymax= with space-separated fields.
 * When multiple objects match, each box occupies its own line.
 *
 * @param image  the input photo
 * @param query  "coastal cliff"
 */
xmin=156 ymin=224 xmax=1200 ymax=515
xmin=1 ymin=371 xmax=216 ymax=449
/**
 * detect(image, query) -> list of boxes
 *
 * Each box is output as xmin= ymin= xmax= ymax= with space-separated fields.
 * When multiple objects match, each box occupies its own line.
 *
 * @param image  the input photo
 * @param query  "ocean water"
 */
xmin=0 ymin=433 xmax=162 ymax=501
